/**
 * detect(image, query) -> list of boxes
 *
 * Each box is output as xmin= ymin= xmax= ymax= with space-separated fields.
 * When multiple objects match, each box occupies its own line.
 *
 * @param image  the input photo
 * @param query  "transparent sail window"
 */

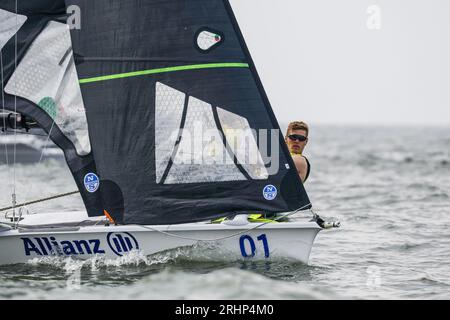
xmin=196 ymin=29 xmax=223 ymax=52
xmin=155 ymin=82 xmax=186 ymax=184
xmin=0 ymin=9 xmax=27 ymax=51
xmin=4 ymin=21 xmax=91 ymax=156
xmin=165 ymin=96 xmax=246 ymax=184
xmin=217 ymin=107 xmax=269 ymax=180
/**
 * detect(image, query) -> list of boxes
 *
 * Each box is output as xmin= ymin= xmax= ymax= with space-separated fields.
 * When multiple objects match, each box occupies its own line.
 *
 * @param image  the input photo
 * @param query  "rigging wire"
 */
xmin=1 ymin=190 xmax=79 ymax=213
xmin=13 ymin=109 xmax=57 ymax=229
xmin=1 ymin=49 xmax=15 ymax=222
xmin=1 ymin=53 xmax=12 ymax=166
xmin=138 ymin=204 xmax=317 ymax=242
xmin=12 ymin=0 xmax=18 ymax=224
xmin=36 ymin=121 xmax=55 ymax=164
xmin=3 ymin=0 xmax=62 ymax=227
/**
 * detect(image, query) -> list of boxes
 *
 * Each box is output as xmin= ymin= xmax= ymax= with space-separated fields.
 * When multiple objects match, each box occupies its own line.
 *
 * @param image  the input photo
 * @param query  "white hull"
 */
xmin=0 ymin=212 xmax=321 ymax=266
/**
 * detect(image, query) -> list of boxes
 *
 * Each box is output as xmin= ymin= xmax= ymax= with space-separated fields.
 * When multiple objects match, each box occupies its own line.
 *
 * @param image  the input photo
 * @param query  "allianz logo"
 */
xmin=107 ymin=232 xmax=140 ymax=256
xmin=21 ymin=232 xmax=139 ymax=257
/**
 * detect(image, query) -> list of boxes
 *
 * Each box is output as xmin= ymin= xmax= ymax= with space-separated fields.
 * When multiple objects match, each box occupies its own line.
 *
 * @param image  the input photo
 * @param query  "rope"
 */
xmin=139 ymin=203 xmax=314 ymax=242
xmin=9 ymin=0 xmax=57 ymax=227
xmin=1 ymin=46 xmax=13 ymax=186
xmin=0 ymin=190 xmax=79 ymax=213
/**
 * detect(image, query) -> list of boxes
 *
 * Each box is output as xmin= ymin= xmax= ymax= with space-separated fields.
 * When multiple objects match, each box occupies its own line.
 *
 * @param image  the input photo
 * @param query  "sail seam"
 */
xmin=79 ymin=63 xmax=249 ymax=84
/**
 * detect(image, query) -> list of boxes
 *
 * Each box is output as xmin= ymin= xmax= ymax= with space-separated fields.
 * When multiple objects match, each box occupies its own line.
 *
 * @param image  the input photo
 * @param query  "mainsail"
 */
xmin=0 ymin=0 xmax=311 ymax=225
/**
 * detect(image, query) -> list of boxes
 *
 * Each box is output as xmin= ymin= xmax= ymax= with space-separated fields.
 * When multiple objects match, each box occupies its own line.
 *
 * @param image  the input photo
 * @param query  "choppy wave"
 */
xmin=1 ymin=125 xmax=450 ymax=299
xmin=0 ymin=250 xmax=341 ymax=300
xmin=6 ymin=267 xmax=339 ymax=300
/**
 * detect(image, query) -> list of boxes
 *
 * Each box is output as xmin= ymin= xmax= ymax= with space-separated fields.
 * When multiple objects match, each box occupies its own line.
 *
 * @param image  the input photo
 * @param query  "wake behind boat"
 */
xmin=0 ymin=0 xmax=339 ymax=266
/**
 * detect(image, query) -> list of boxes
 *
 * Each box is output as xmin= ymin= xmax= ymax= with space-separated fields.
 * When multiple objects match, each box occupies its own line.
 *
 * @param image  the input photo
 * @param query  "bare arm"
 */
xmin=292 ymin=155 xmax=308 ymax=183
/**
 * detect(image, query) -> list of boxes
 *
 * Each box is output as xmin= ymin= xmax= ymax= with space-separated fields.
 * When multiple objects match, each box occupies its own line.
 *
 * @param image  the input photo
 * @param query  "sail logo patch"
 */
xmin=107 ymin=232 xmax=139 ymax=256
xmin=263 ymin=185 xmax=277 ymax=201
xmin=84 ymin=173 xmax=99 ymax=193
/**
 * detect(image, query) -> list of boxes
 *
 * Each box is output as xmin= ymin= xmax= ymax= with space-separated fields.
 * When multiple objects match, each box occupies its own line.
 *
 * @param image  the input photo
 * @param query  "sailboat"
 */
xmin=0 ymin=0 xmax=339 ymax=266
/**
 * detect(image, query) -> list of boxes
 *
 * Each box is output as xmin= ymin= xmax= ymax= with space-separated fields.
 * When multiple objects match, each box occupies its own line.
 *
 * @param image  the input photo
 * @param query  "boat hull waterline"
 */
xmin=0 ymin=222 xmax=321 ymax=266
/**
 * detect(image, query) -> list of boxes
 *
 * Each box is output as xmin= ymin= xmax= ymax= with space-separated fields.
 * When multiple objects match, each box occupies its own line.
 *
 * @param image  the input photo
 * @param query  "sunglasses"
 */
xmin=288 ymin=134 xmax=307 ymax=142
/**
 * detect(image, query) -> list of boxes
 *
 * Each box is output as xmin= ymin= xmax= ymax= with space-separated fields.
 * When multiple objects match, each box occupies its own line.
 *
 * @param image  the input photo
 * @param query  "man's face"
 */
xmin=286 ymin=129 xmax=308 ymax=154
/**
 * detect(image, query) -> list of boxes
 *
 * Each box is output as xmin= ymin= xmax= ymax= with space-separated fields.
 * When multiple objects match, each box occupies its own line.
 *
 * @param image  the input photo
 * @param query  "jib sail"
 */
xmin=0 ymin=1 xmax=104 ymax=217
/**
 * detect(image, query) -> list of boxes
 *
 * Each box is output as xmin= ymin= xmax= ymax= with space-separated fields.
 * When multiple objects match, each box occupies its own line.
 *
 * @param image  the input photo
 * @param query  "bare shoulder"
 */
xmin=291 ymin=155 xmax=307 ymax=168
xmin=291 ymin=155 xmax=309 ymax=182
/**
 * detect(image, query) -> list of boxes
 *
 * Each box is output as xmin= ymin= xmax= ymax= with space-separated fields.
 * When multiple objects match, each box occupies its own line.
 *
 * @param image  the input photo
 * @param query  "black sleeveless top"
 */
xmin=304 ymin=156 xmax=311 ymax=183
xmin=291 ymin=153 xmax=311 ymax=183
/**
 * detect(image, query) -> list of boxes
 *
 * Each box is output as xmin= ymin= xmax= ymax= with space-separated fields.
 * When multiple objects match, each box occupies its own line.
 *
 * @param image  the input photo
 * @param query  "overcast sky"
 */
xmin=230 ymin=0 xmax=450 ymax=126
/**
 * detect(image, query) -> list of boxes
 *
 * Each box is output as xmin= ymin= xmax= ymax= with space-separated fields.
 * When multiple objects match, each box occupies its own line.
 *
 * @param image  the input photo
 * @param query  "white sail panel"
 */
xmin=165 ymin=96 xmax=245 ymax=184
xmin=217 ymin=107 xmax=269 ymax=180
xmin=155 ymin=82 xmax=186 ymax=183
xmin=0 ymin=8 xmax=27 ymax=51
xmin=4 ymin=21 xmax=91 ymax=155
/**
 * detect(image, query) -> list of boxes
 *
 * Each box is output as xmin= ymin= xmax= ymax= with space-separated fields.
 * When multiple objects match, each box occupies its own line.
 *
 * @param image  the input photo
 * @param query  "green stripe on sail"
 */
xmin=79 ymin=63 xmax=250 ymax=84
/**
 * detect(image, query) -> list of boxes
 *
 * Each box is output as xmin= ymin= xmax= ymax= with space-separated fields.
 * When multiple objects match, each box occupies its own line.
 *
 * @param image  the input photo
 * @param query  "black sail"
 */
xmin=0 ymin=0 xmax=104 ymax=217
xmin=1 ymin=0 xmax=311 ymax=225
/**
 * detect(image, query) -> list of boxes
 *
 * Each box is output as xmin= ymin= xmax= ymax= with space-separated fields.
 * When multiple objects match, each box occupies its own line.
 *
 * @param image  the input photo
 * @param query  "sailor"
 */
xmin=213 ymin=121 xmax=312 ymax=225
xmin=285 ymin=121 xmax=310 ymax=183
xmin=248 ymin=121 xmax=311 ymax=223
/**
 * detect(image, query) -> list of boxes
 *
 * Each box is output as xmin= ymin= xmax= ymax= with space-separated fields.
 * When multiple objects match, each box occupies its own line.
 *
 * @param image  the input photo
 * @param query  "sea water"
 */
xmin=0 ymin=125 xmax=449 ymax=299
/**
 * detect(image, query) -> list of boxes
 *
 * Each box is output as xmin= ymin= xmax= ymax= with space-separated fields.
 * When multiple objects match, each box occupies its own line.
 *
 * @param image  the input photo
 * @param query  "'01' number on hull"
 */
xmin=239 ymin=234 xmax=269 ymax=258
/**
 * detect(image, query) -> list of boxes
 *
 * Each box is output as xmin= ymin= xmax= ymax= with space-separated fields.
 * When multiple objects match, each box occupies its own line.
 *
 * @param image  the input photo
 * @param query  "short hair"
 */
xmin=286 ymin=121 xmax=309 ymax=137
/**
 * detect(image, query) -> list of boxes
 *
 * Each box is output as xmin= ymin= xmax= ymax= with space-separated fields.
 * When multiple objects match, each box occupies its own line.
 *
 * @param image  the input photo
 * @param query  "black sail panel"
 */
xmin=70 ymin=0 xmax=311 ymax=224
